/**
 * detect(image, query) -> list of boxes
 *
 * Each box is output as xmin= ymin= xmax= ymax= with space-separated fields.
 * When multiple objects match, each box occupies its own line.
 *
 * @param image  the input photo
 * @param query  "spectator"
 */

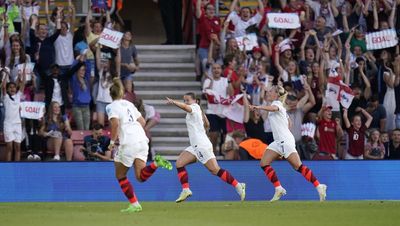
xmin=203 ymin=63 xmax=234 ymax=154
xmin=2 ymin=69 xmax=26 ymax=161
xmin=305 ymin=0 xmax=339 ymax=29
xmin=364 ymin=129 xmax=385 ymax=160
xmin=39 ymin=101 xmax=73 ymax=161
xmin=315 ymin=105 xmax=343 ymax=159
xmin=386 ymin=128 xmax=400 ymax=159
xmin=223 ymin=54 xmax=242 ymax=95
xmin=7 ymin=39 xmax=31 ymax=82
xmin=342 ymin=107 xmax=373 ymax=159
xmin=394 ymin=56 xmax=400 ymax=129
xmin=296 ymin=115 xmax=318 ymax=160
xmin=73 ymin=123 xmax=112 ymax=161
xmin=232 ymin=130 xmax=266 ymax=160
xmin=243 ymin=88 xmax=268 ymax=144
xmin=94 ymin=46 xmax=121 ymax=126
xmin=156 ymin=0 xmax=183 ymax=44
xmin=366 ymin=95 xmax=387 ymax=132
xmin=227 ymin=0 xmax=264 ymax=38
xmin=382 ymin=64 xmax=397 ymax=132
xmin=120 ymin=31 xmax=139 ymax=94
xmin=380 ymin=131 xmax=390 ymax=154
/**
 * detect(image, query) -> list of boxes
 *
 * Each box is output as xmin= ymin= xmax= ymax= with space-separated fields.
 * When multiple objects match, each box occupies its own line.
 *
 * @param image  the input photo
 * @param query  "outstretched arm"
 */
xmin=249 ymin=104 xmax=279 ymax=112
xmin=166 ymin=97 xmax=192 ymax=113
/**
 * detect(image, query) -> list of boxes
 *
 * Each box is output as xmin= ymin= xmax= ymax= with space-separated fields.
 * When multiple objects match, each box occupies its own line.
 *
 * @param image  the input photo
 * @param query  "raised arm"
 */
xmin=196 ymin=0 xmax=202 ymax=19
xmin=243 ymin=90 xmax=250 ymax=123
xmin=95 ymin=45 xmax=102 ymax=71
xmin=359 ymin=66 xmax=372 ymax=100
xmin=166 ymin=97 xmax=192 ymax=113
xmin=45 ymin=0 xmax=51 ymax=24
xmin=360 ymin=107 xmax=373 ymax=128
xmin=330 ymin=1 xmax=339 ymax=17
xmin=257 ymin=0 xmax=264 ymax=15
xmin=249 ymin=104 xmax=279 ymax=112
xmin=389 ymin=2 xmax=396 ymax=29
xmin=301 ymin=82 xmax=316 ymax=113
xmin=69 ymin=3 xmax=76 ymax=33
xmin=342 ymin=108 xmax=351 ymax=129
xmin=85 ymin=2 xmax=93 ymax=38
xmin=274 ymin=45 xmax=285 ymax=77
xmin=372 ymin=0 xmax=379 ymax=30
xmin=229 ymin=0 xmax=239 ymax=12
xmin=300 ymin=31 xmax=310 ymax=61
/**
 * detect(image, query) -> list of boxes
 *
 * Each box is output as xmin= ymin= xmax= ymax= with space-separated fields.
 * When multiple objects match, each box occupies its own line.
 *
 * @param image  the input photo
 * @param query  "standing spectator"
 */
xmin=285 ymin=82 xmax=316 ymax=142
xmin=227 ymin=0 xmax=264 ymax=38
xmin=156 ymin=0 xmax=183 ymax=44
xmin=203 ymin=63 xmax=234 ymax=154
xmin=394 ymin=55 xmax=400 ymax=129
xmin=386 ymin=129 xmax=400 ymax=159
xmin=54 ymin=5 xmax=75 ymax=75
xmin=2 ymin=70 xmax=26 ymax=161
xmin=380 ymin=131 xmax=390 ymax=154
xmin=243 ymin=89 xmax=268 ymax=144
xmin=342 ymin=107 xmax=373 ymax=159
xmin=315 ymin=105 xmax=343 ymax=159
xmin=364 ymin=129 xmax=385 ymax=160
xmin=382 ymin=64 xmax=397 ymax=132
xmin=73 ymin=123 xmax=112 ymax=161
xmin=29 ymin=12 xmax=61 ymax=88
xmin=366 ymin=95 xmax=387 ymax=132
xmin=120 ymin=31 xmax=139 ymax=94
xmin=305 ymin=0 xmax=339 ymax=29
xmin=196 ymin=0 xmax=221 ymax=73
xmin=39 ymin=101 xmax=73 ymax=161
xmin=7 ymin=39 xmax=31 ymax=82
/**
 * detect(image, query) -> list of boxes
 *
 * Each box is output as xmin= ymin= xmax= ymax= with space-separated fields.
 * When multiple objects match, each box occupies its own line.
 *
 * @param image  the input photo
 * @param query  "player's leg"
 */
xmin=175 ymin=151 xmax=196 ymax=203
xmin=133 ymin=142 xmax=172 ymax=183
xmin=204 ymin=158 xmax=246 ymax=201
xmin=286 ymin=152 xmax=327 ymax=201
xmin=260 ymin=145 xmax=285 ymax=202
xmin=115 ymin=162 xmax=142 ymax=213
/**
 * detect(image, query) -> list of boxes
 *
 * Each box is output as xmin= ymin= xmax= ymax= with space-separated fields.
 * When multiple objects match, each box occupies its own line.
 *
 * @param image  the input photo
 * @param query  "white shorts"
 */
xmin=185 ymin=145 xmax=216 ymax=164
xmin=4 ymin=123 xmax=22 ymax=143
xmin=267 ymin=140 xmax=297 ymax=159
xmin=114 ymin=140 xmax=149 ymax=167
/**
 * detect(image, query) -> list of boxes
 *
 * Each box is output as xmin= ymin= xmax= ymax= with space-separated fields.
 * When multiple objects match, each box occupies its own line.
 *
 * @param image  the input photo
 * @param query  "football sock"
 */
xmin=139 ymin=162 xmax=157 ymax=182
xmin=297 ymin=164 xmax=320 ymax=187
xmin=118 ymin=177 xmax=138 ymax=204
xmin=261 ymin=165 xmax=281 ymax=187
xmin=216 ymin=169 xmax=238 ymax=187
xmin=177 ymin=167 xmax=189 ymax=189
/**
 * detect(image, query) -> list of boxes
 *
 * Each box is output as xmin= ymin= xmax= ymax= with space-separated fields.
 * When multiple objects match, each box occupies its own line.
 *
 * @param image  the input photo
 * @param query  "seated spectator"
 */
xmin=73 ymin=123 xmax=112 ymax=161
xmin=386 ymin=129 xmax=400 ymax=159
xmin=222 ymin=130 xmax=267 ymax=160
xmin=343 ymin=107 xmax=373 ymax=160
xmin=364 ymin=129 xmax=385 ymax=160
xmin=227 ymin=0 xmax=264 ymax=38
xmin=315 ymin=105 xmax=343 ymax=159
xmin=366 ymin=95 xmax=387 ymax=132
xmin=133 ymin=98 xmax=161 ymax=140
xmin=380 ymin=131 xmax=390 ymax=154
xmin=39 ymin=101 xmax=73 ymax=161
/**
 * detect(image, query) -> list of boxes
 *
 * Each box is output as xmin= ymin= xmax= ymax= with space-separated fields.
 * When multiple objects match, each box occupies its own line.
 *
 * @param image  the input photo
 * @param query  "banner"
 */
xmin=325 ymin=83 xmax=340 ymax=111
xmin=267 ymin=13 xmax=300 ymax=29
xmin=223 ymin=94 xmax=245 ymax=123
xmin=235 ymin=33 xmax=258 ymax=51
xmin=91 ymin=0 xmax=108 ymax=10
xmin=20 ymin=102 xmax=45 ymax=119
xmin=366 ymin=29 xmax=398 ymax=50
xmin=17 ymin=63 xmax=35 ymax=81
xmin=98 ymin=28 xmax=124 ymax=49
xmin=339 ymin=89 xmax=354 ymax=109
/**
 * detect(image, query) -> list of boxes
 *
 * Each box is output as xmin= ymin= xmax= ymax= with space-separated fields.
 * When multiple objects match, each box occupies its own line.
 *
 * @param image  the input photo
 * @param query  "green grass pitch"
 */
xmin=1 ymin=201 xmax=399 ymax=226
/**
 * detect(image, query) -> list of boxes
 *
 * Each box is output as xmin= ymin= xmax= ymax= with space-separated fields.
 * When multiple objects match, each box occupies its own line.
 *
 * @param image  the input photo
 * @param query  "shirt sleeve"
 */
xmin=228 ymin=11 xmax=240 ymax=25
xmin=106 ymin=104 xmax=119 ymax=119
xmin=202 ymin=78 xmax=211 ymax=92
xmin=249 ymin=13 xmax=262 ymax=25
xmin=271 ymin=100 xmax=284 ymax=112
xmin=189 ymin=104 xmax=200 ymax=114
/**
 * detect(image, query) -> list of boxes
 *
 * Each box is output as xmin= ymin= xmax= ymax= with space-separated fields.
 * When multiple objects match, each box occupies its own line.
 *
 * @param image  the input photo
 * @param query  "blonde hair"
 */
xmin=109 ymin=78 xmax=124 ymax=100
xmin=273 ymin=85 xmax=288 ymax=104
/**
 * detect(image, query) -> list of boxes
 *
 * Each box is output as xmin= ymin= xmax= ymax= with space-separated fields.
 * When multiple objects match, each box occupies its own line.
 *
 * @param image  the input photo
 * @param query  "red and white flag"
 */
xmin=223 ymin=94 xmax=245 ymax=123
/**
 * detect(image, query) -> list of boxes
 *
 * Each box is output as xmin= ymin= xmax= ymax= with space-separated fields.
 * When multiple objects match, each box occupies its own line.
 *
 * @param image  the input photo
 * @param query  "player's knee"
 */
xmin=209 ymin=168 xmax=219 ymax=175
xmin=175 ymin=160 xmax=185 ymax=168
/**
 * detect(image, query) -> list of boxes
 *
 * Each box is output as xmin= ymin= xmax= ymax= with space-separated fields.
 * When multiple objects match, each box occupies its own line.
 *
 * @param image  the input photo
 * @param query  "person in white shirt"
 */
xmin=2 ymin=70 xmax=26 ymax=161
xmin=106 ymin=78 xmax=172 ymax=213
xmin=166 ymin=92 xmax=246 ymax=203
xmin=228 ymin=0 xmax=264 ymax=38
xmin=250 ymin=85 xmax=327 ymax=202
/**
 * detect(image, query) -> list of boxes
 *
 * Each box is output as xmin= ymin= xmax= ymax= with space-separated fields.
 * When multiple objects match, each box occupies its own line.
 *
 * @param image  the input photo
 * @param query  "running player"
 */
xmin=166 ymin=93 xmax=246 ymax=203
xmin=107 ymin=78 xmax=173 ymax=213
xmin=250 ymin=85 xmax=327 ymax=202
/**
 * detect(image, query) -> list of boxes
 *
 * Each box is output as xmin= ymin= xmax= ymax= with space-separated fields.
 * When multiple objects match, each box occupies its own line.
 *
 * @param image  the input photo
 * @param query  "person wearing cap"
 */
xmin=227 ymin=0 xmax=264 ymax=38
xmin=316 ymin=104 xmax=343 ymax=159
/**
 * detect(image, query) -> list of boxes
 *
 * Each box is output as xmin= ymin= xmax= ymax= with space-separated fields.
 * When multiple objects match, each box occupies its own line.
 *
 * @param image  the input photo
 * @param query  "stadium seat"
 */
xmin=71 ymin=130 xmax=92 ymax=146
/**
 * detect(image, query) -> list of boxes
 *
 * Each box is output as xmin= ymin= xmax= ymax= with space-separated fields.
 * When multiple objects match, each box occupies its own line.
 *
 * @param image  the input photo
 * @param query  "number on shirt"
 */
xmin=127 ymin=109 xmax=134 ymax=122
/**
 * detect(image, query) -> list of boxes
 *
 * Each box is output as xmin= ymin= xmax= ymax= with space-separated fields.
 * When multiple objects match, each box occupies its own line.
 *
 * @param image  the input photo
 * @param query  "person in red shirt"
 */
xmin=223 ymin=54 xmax=242 ymax=95
xmin=196 ymin=0 xmax=221 ymax=73
xmin=315 ymin=105 xmax=344 ymax=159
xmin=343 ymin=107 xmax=373 ymax=159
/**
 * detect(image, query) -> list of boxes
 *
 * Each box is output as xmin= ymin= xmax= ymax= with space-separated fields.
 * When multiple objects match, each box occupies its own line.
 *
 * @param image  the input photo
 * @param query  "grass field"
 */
xmin=1 ymin=201 xmax=399 ymax=226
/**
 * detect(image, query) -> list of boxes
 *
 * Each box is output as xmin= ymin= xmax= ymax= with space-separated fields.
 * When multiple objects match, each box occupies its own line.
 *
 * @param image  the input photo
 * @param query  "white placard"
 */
xmin=339 ymin=89 xmax=354 ymax=109
xmin=17 ymin=63 xmax=35 ymax=81
xmin=20 ymin=101 xmax=45 ymax=119
xmin=98 ymin=28 xmax=124 ymax=49
xmin=366 ymin=29 xmax=398 ymax=50
xmin=235 ymin=33 xmax=258 ymax=51
xmin=267 ymin=13 xmax=300 ymax=29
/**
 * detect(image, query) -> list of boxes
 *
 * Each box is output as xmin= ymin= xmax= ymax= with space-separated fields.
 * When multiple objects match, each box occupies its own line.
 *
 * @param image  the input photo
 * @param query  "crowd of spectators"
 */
xmin=0 ymin=0 xmax=400 ymax=162
xmin=0 ymin=0 xmax=161 ymax=161
xmin=196 ymin=0 xmax=400 ymax=160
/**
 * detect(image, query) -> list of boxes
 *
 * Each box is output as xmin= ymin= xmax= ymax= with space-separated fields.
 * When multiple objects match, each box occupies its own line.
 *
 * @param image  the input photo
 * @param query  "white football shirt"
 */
xmin=186 ymin=104 xmax=212 ymax=148
xmin=3 ymin=91 xmax=22 ymax=125
xmin=268 ymin=100 xmax=295 ymax=144
xmin=106 ymin=99 xmax=149 ymax=145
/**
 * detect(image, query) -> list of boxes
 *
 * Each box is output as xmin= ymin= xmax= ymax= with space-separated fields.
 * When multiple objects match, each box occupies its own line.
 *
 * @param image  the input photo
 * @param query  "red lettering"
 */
xmin=372 ymin=36 xmax=391 ymax=44
xmin=273 ymin=17 xmax=294 ymax=24
xmin=101 ymin=33 xmax=120 ymax=43
xmin=25 ymin=106 xmax=40 ymax=113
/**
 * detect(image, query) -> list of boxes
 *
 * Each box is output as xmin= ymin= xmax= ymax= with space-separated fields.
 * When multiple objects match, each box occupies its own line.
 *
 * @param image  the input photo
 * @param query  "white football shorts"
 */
xmin=185 ymin=145 xmax=216 ymax=164
xmin=267 ymin=140 xmax=297 ymax=159
xmin=114 ymin=140 xmax=149 ymax=167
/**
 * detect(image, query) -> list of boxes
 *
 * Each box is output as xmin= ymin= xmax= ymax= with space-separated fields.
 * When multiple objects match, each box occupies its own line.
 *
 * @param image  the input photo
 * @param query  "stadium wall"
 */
xmin=0 ymin=161 xmax=399 ymax=202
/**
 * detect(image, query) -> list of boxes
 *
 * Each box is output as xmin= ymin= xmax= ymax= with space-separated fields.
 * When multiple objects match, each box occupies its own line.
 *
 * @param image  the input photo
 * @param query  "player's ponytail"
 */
xmin=109 ymin=77 xmax=124 ymax=100
xmin=277 ymin=85 xmax=288 ymax=104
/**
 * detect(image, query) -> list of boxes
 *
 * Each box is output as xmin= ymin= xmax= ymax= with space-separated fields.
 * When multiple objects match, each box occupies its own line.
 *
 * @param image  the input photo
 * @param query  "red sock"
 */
xmin=118 ymin=177 xmax=137 ymax=204
xmin=216 ymin=169 xmax=238 ymax=187
xmin=177 ymin=167 xmax=189 ymax=189
xmin=297 ymin=165 xmax=320 ymax=187
xmin=261 ymin=165 xmax=281 ymax=187
xmin=139 ymin=162 xmax=157 ymax=182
